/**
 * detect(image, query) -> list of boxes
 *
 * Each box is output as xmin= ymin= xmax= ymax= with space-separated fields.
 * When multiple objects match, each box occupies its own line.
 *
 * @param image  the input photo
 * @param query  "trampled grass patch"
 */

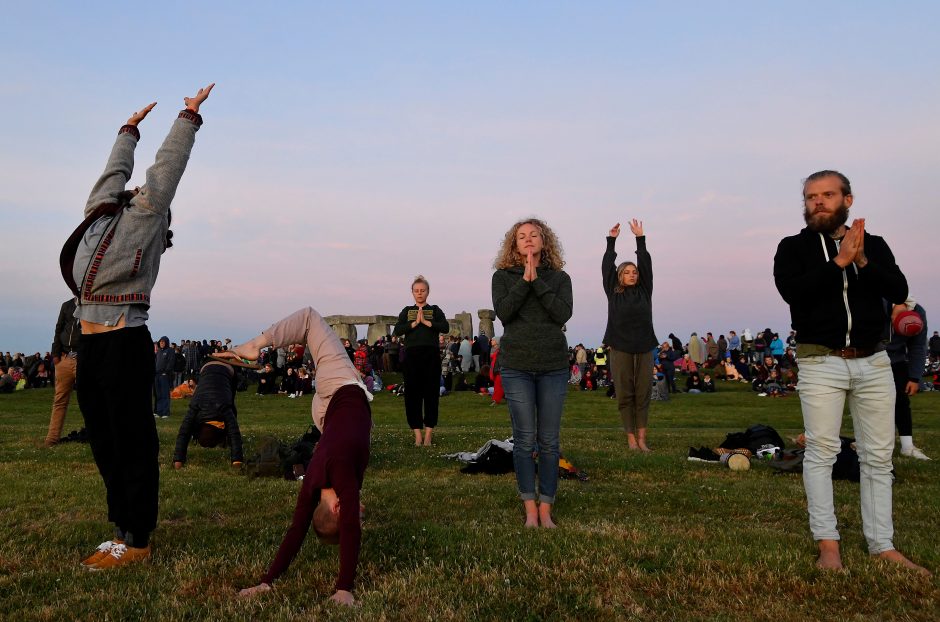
xmin=1 ymin=381 xmax=937 ymax=620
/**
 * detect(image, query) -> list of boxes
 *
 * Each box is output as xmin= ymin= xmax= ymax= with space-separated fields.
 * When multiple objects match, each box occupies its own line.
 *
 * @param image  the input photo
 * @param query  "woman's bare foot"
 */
xmin=238 ymin=582 xmax=271 ymax=597
xmin=423 ymin=428 xmax=433 ymax=446
xmin=638 ymin=429 xmax=651 ymax=452
xmin=876 ymin=550 xmax=932 ymax=576
xmin=816 ymin=540 xmax=843 ymax=570
xmin=538 ymin=503 xmax=556 ymax=528
xmin=230 ymin=334 xmax=269 ymax=362
xmin=523 ymin=500 xmax=538 ymax=528
xmin=413 ymin=429 xmax=422 ymax=446
xmin=627 ymin=433 xmax=639 ymax=450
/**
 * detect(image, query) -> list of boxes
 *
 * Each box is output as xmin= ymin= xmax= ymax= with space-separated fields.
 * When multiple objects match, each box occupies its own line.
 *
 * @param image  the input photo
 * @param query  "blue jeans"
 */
xmin=797 ymin=351 xmax=896 ymax=553
xmin=500 ymin=367 xmax=568 ymax=504
xmin=154 ymin=374 xmax=171 ymax=417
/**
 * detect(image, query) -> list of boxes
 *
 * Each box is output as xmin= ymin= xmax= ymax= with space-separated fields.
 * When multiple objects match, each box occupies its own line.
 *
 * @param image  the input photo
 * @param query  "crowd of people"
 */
xmin=6 ymin=88 xmax=934 ymax=604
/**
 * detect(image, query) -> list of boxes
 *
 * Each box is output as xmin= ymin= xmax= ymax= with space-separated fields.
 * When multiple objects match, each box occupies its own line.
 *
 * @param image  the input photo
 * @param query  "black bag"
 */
xmin=284 ymin=425 xmax=321 ymax=476
xmin=720 ymin=424 xmax=786 ymax=455
xmin=244 ymin=435 xmax=287 ymax=479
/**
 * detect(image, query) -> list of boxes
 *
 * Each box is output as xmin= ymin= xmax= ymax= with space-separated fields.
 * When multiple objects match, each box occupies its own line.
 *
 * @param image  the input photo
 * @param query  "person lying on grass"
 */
xmin=225 ymin=307 xmax=372 ymax=607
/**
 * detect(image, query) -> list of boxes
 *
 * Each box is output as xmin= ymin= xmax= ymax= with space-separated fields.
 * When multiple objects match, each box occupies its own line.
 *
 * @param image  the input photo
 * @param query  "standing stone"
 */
xmin=477 ymin=309 xmax=496 ymax=338
xmin=329 ymin=323 xmax=358 ymax=344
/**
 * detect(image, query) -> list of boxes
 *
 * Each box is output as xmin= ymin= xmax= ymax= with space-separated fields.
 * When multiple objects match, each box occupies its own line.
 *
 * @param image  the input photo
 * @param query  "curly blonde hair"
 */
xmin=493 ymin=218 xmax=565 ymax=270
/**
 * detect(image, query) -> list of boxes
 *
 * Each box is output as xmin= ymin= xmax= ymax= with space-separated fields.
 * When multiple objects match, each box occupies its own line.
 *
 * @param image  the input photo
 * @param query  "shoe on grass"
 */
xmin=900 ymin=446 xmax=931 ymax=460
xmin=80 ymin=539 xmax=124 ymax=567
xmin=88 ymin=543 xmax=151 ymax=570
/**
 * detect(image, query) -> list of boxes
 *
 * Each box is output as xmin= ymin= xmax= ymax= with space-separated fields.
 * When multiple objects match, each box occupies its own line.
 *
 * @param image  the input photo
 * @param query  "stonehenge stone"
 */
xmin=477 ymin=309 xmax=496 ymax=338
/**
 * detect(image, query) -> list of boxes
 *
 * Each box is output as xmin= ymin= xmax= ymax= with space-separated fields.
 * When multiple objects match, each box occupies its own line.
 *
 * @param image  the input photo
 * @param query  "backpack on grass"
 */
xmin=244 ymin=435 xmax=287 ymax=479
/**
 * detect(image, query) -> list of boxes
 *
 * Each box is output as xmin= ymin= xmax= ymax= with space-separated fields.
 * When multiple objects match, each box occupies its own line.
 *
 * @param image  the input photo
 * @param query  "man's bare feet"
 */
xmin=627 ymin=433 xmax=639 ymax=450
xmin=816 ymin=540 xmax=843 ymax=570
xmin=538 ymin=503 xmax=557 ymax=529
xmin=876 ymin=550 xmax=932 ymax=576
xmin=238 ymin=582 xmax=271 ymax=597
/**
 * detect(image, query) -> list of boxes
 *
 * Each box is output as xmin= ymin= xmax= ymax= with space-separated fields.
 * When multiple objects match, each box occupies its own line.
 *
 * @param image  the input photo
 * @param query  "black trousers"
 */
xmin=77 ymin=325 xmax=159 ymax=538
xmin=403 ymin=345 xmax=441 ymax=429
xmin=892 ymin=361 xmax=914 ymax=436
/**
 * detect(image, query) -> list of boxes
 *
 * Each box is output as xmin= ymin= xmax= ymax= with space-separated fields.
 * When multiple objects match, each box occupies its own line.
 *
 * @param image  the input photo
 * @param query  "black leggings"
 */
xmin=403 ymin=346 xmax=441 ymax=429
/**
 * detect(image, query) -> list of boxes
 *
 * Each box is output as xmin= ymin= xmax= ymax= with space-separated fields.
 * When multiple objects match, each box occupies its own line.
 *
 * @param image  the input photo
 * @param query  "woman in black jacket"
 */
xmin=602 ymin=220 xmax=658 ymax=452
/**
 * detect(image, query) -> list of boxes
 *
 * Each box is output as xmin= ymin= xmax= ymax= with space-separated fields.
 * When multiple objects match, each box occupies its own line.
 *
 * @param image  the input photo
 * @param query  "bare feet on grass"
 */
xmin=329 ymin=590 xmax=357 ymax=606
xmin=523 ymin=500 xmax=539 ymax=528
xmin=876 ymin=550 xmax=932 ymax=576
xmin=538 ymin=503 xmax=557 ymax=529
xmin=238 ymin=582 xmax=271 ymax=597
xmin=816 ymin=540 xmax=843 ymax=570
xmin=423 ymin=428 xmax=433 ymax=446
xmin=627 ymin=433 xmax=639 ymax=450
xmin=413 ymin=429 xmax=422 ymax=447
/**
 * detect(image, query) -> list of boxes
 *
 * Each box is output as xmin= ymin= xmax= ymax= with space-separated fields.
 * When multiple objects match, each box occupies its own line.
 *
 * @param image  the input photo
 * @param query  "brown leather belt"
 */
xmin=830 ymin=347 xmax=876 ymax=359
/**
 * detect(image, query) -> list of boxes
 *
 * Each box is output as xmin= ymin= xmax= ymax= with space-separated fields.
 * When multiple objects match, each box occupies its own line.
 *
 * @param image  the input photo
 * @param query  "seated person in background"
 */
xmin=686 ymin=371 xmax=703 ymax=394
xmin=453 ymin=372 xmax=471 ymax=392
xmin=280 ymin=366 xmax=297 ymax=395
xmin=295 ymin=367 xmax=313 ymax=396
xmin=734 ymin=355 xmax=751 ymax=382
xmin=28 ymin=362 xmax=52 ymax=388
xmin=173 ymin=359 xmax=245 ymax=468
xmin=763 ymin=369 xmax=787 ymax=397
xmin=171 ymin=378 xmax=196 ymax=399
xmin=0 ymin=367 xmax=14 ymax=394
xmin=256 ymin=362 xmax=277 ymax=395
xmin=474 ymin=365 xmax=494 ymax=394
xmin=751 ymin=355 xmax=779 ymax=393
xmin=722 ymin=358 xmax=742 ymax=381
xmin=580 ymin=369 xmax=596 ymax=391
xmin=701 ymin=373 xmax=716 ymax=393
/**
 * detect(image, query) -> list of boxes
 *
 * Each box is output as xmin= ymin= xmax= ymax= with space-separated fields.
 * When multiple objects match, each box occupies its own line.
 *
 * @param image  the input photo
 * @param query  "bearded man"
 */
xmin=773 ymin=170 xmax=929 ymax=575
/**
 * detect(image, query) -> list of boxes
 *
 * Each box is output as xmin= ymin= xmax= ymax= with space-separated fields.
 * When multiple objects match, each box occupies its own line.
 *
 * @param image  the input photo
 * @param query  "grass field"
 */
xmin=1 ymin=378 xmax=938 ymax=621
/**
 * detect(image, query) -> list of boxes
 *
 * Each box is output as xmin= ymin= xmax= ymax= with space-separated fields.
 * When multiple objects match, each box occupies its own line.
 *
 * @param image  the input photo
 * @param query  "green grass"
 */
xmin=1 ymin=380 xmax=938 ymax=621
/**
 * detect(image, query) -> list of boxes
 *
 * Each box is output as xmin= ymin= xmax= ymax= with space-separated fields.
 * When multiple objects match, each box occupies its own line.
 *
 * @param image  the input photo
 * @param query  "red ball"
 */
xmin=893 ymin=310 xmax=924 ymax=337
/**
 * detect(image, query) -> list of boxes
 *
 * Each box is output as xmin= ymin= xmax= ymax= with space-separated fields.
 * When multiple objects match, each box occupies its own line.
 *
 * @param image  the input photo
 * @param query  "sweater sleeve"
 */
xmin=260 ymin=477 xmax=320 ymax=585
xmin=636 ymin=236 xmax=653 ymax=295
xmin=430 ymin=306 xmax=450 ymax=334
xmin=172 ymin=403 xmax=199 ymax=463
xmin=332 ymin=461 xmax=363 ymax=592
xmin=492 ymin=271 xmax=531 ymax=325
xmin=856 ymin=236 xmax=908 ymax=305
xmin=51 ymin=302 xmax=69 ymax=357
xmin=133 ymin=113 xmax=200 ymax=217
xmin=530 ymin=272 xmax=573 ymax=325
xmin=223 ymin=405 xmax=244 ymax=463
xmin=602 ymin=237 xmax=618 ymax=296
xmin=84 ymin=129 xmax=138 ymax=217
xmin=392 ymin=307 xmax=413 ymax=337
xmin=773 ymin=236 xmax=845 ymax=304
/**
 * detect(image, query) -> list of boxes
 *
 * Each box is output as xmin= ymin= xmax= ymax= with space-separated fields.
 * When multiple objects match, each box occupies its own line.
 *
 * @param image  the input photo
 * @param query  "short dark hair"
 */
xmin=804 ymin=170 xmax=852 ymax=197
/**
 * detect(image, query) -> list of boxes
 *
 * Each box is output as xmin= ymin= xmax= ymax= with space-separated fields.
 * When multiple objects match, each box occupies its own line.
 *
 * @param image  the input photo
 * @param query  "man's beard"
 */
xmin=804 ymin=202 xmax=849 ymax=234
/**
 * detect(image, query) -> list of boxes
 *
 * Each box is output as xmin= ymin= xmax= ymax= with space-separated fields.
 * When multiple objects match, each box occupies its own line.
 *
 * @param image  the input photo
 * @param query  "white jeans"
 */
xmin=797 ymin=351 xmax=896 ymax=553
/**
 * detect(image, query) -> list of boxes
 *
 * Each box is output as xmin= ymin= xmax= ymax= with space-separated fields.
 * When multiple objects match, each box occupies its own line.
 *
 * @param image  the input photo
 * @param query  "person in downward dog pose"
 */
xmin=231 ymin=307 xmax=372 ymax=606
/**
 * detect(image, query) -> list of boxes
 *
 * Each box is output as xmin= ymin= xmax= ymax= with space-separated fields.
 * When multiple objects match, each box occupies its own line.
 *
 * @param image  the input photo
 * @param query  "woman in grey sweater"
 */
xmin=602 ymin=220 xmax=658 ymax=451
xmin=491 ymin=218 xmax=572 ymax=528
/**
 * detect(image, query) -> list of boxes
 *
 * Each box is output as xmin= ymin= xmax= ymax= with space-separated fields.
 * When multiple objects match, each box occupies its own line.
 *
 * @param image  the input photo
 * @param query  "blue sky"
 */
xmin=2 ymin=2 xmax=938 ymax=352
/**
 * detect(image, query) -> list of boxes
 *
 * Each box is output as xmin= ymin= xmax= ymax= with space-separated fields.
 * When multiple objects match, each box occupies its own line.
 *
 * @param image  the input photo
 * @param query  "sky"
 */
xmin=2 ymin=2 xmax=939 ymax=353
